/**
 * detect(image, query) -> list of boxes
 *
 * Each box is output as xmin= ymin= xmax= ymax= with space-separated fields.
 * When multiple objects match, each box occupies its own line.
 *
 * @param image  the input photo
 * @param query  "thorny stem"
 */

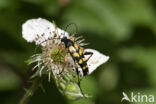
xmin=19 ymin=78 xmax=41 ymax=104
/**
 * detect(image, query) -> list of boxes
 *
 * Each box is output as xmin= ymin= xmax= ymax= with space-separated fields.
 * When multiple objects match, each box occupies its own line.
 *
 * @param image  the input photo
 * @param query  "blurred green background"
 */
xmin=0 ymin=0 xmax=156 ymax=104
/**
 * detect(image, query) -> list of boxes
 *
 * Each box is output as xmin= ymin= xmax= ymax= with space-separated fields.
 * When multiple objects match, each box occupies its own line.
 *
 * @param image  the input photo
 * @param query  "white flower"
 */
xmin=84 ymin=49 xmax=109 ymax=74
xmin=22 ymin=18 xmax=110 ymax=100
xmin=22 ymin=18 xmax=69 ymax=46
xmin=22 ymin=18 xmax=109 ymax=76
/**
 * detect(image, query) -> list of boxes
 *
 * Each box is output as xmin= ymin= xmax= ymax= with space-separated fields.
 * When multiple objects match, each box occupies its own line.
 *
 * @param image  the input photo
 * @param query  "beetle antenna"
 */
xmin=65 ymin=23 xmax=78 ymax=36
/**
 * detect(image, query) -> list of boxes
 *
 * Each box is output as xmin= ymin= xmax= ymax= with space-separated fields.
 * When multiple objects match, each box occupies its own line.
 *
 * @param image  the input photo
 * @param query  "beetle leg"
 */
xmin=73 ymin=61 xmax=86 ymax=97
xmin=84 ymin=51 xmax=93 ymax=62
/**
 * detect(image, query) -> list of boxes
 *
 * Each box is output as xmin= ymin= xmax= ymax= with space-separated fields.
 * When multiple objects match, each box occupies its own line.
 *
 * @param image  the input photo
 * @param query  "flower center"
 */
xmin=50 ymin=46 xmax=66 ymax=64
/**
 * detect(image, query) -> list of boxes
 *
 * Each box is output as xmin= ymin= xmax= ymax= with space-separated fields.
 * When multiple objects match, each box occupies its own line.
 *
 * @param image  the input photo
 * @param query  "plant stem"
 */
xmin=19 ymin=78 xmax=41 ymax=104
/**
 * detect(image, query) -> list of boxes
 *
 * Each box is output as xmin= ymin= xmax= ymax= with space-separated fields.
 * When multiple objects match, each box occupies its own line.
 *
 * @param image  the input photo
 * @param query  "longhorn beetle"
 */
xmin=60 ymin=23 xmax=93 ymax=75
xmin=61 ymin=36 xmax=93 ymax=76
xmin=58 ymin=24 xmax=94 ymax=93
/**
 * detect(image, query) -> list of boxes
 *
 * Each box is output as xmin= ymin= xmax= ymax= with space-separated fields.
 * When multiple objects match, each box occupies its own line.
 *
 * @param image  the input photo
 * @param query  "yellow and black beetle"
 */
xmin=61 ymin=36 xmax=93 ymax=76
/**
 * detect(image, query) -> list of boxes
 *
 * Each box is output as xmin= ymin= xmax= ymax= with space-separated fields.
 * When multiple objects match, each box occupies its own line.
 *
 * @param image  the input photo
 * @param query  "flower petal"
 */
xmin=22 ymin=18 xmax=69 ymax=45
xmin=84 ymin=49 xmax=109 ymax=74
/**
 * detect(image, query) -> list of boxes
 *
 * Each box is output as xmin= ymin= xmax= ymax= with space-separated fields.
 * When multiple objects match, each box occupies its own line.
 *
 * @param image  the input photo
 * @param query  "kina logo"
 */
xmin=121 ymin=92 xmax=155 ymax=103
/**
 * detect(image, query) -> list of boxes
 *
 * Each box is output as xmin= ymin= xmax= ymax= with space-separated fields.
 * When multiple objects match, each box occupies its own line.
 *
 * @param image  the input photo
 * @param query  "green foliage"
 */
xmin=0 ymin=0 xmax=156 ymax=104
